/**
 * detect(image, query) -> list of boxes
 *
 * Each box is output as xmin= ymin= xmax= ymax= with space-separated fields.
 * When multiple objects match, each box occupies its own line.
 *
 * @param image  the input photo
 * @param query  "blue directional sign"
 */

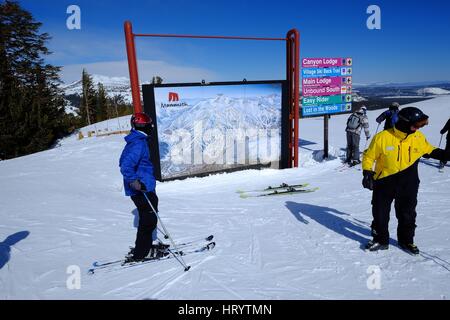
xmin=301 ymin=103 xmax=352 ymax=117
xmin=302 ymin=67 xmax=352 ymax=78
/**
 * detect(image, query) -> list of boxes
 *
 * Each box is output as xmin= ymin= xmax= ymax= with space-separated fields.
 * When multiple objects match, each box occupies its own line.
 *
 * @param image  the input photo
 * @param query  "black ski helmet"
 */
xmin=395 ymin=107 xmax=429 ymax=133
xmin=131 ymin=112 xmax=153 ymax=135
xmin=389 ymin=102 xmax=400 ymax=111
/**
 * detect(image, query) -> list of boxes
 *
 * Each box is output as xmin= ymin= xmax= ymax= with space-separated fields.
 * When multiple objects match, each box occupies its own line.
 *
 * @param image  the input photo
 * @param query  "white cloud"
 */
xmin=60 ymin=60 xmax=219 ymax=84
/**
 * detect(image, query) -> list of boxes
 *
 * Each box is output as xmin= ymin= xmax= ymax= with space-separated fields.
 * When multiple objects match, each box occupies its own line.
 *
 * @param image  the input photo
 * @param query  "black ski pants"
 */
xmin=441 ymin=136 xmax=450 ymax=166
xmin=130 ymin=192 xmax=158 ymax=259
xmin=371 ymin=170 xmax=419 ymax=245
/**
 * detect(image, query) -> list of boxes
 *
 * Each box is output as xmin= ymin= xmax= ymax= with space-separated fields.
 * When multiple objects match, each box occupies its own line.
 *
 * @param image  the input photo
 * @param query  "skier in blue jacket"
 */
xmin=376 ymin=102 xmax=399 ymax=130
xmin=119 ymin=112 xmax=162 ymax=261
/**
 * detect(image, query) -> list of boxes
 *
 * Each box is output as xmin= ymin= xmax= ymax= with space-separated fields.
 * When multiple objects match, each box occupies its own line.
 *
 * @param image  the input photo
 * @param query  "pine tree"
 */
xmin=95 ymin=82 xmax=108 ymax=122
xmin=0 ymin=0 xmax=68 ymax=159
xmin=79 ymin=69 xmax=96 ymax=126
xmin=152 ymin=76 xmax=163 ymax=84
xmin=110 ymin=94 xmax=133 ymax=118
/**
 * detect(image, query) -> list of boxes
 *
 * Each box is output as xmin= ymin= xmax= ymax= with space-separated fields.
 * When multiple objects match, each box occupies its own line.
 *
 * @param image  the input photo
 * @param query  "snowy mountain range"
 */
xmin=354 ymin=80 xmax=450 ymax=88
xmin=417 ymin=87 xmax=450 ymax=96
xmin=62 ymin=74 xmax=137 ymax=104
xmin=61 ymin=75 xmax=450 ymax=106
xmin=156 ymin=93 xmax=282 ymax=179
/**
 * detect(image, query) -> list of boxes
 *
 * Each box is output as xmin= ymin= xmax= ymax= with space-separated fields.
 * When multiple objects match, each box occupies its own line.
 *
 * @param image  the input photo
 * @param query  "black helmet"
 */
xmin=131 ymin=112 xmax=154 ymax=135
xmin=396 ymin=107 xmax=429 ymax=133
xmin=389 ymin=102 xmax=400 ymax=111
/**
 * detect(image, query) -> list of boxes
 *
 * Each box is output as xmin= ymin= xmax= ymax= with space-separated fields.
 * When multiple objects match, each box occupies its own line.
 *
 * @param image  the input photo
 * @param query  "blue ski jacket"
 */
xmin=376 ymin=110 xmax=399 ymax=129
xmin=119 ymin=129 xmax=156 ymax=196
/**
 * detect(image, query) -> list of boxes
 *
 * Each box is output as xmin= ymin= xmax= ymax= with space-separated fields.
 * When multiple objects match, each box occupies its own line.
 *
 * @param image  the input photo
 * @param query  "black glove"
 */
xmin=362 ymin=170 xmax=375 ymax=190
xmin=130 ymin=179 xmax=147 ymax=191
xmin=423 ymin=148 xmax=449 ymax=161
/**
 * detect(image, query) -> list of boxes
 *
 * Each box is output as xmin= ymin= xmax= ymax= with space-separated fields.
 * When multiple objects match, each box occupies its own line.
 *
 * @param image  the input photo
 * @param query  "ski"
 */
xmin=88 ymin=241 xmax=215 ymax=275
xmin=91 ymin=235 xmax=214 ymax=269
xmin=336 ymin=162 xmax=361 ymax=172
xmin=239 ymin=187 xmax=319 ymax=198
xmin=237 ymin=182 xmax=309 ymax=193
xmin=335 ymin=162 xmax=349 ymax=171
xmin=166 ymin=234 xmax=214 ymax=250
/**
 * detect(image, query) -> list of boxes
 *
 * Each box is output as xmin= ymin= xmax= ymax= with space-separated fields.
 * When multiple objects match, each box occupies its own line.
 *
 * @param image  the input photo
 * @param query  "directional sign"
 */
xmin=303 ymin=76 xmax=349 ymax=88
xmin=303 ymin=85 xmax=342 ymax=97
xmin=301 ymin=57 xmax=353 ymax=117
xmin=302 ymin=94 xmax=352 ymax=107
xmin=301 ymin=57 xmax=353 ymax=158
xmin=302 ymin=67 xmax=352 ymax=78
xmin=302 ymin=103 xmax=352 ymax=117
xmin=302 ymin=57 xmax=352 ymax=68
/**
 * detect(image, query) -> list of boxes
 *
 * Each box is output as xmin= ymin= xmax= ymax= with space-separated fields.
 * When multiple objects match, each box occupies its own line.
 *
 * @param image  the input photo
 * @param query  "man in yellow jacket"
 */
xmin=362 ymin=107 xmax=449 ymax=254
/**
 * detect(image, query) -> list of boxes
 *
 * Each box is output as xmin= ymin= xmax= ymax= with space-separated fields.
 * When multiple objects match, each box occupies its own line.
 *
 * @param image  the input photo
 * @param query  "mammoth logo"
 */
xmin=168 ymin=92 xmax=179 ymax=102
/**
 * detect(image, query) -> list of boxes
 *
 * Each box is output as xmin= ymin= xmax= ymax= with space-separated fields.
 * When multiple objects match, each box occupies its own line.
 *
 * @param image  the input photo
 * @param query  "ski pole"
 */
xmin=142 ymin=192 xmax=191 ymax=271
xmin=375 ymin=123 xmax=380 ymax=135
xmin=157 ymin=227 xmax=169 ymax=239
xmin=439 ymin=134 xmax=443 ymax=148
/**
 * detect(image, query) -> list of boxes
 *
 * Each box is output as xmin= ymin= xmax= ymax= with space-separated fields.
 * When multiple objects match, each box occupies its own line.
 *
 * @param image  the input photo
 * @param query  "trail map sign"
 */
xmin=142 ymin=81 xmax=289 ymax=181
xmin=301 ymin=57 xmax=353 ymax=117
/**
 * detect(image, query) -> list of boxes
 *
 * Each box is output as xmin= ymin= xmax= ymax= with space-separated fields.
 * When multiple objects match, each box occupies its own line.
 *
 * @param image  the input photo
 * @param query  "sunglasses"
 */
xmin=412 ymin=118 xmax=429 ymax=129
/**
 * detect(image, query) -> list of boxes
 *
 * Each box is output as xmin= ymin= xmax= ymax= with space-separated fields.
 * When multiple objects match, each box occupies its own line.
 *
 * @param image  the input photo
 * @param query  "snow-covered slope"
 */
xmin=1 ymin=97 xmax=449 ymax=299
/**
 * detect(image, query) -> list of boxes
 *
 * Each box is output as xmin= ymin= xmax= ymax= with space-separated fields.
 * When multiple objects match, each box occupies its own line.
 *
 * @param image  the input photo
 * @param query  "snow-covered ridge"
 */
xmin=417 ymin=87 xmax=450 ymax=96
xmin=62 ymin=74 xmax=135 ymax=103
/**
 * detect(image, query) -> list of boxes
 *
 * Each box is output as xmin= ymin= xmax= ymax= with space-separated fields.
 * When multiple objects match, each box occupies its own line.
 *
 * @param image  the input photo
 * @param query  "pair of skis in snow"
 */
xmin=88 ymin=235 xmax=215 ymax=275
xmin=237 ymin=182 xmax=318 ymax=198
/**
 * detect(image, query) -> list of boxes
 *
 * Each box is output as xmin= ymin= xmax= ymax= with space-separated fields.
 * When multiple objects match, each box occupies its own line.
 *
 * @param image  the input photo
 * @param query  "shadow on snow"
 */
xmin=0 ymin=231 xmax=30 ymax=269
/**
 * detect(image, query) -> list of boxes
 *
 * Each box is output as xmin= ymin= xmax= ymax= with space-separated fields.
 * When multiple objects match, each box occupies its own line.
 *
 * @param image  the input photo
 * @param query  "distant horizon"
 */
xmin=61 ymin=72 xmax=450 ymax=89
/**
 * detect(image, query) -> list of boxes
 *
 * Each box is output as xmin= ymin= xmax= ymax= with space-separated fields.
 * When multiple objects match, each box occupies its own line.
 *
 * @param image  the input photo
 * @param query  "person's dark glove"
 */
xmin=423 ymin=148 xmax=449 ymax=161
xmin=362 ymin=170 xmax=375 ymax=190
xmin=130 ymin=179 xmax=147 ymax=191
xmin=441 ymin=129 xmax=446 ymax=135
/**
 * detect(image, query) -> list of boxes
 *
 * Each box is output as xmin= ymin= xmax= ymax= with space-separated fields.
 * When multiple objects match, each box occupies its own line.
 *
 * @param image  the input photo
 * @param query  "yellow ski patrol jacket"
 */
xmin=362 ymin=127 xmax=436 ymax=180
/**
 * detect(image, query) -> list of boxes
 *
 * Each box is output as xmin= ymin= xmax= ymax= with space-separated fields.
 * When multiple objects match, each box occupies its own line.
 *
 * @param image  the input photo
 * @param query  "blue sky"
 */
xmin=19 ymin=0 xmax=450 ymax=84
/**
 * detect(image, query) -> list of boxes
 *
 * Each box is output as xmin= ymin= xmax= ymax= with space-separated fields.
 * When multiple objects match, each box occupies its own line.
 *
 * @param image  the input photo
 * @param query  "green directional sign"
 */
xmin=302 ymin=94 xmax=351 ymax=107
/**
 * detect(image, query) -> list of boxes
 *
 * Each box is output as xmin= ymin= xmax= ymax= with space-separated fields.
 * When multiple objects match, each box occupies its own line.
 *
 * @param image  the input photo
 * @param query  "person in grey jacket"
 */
xmin=345 ymin=106 xmax=371 ymax=165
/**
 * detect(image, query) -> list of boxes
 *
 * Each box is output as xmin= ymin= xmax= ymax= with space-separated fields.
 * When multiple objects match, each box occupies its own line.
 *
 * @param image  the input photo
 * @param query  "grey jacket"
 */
xmin=346 ymin=111 xmax=370 ymax=138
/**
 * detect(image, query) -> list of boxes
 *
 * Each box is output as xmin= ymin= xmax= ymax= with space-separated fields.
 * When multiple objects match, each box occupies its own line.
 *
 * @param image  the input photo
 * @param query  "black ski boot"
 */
xmin=399 ymin=243 xmax=420 ymax=255
xmin=124 ymin=247 xmax=135 ymax=260
xmin=365 ymin=240 xmax=389 ymax=251
xmin=148 ymin=247 xmax=169 ymax=259
xmin=152 ymin=241 xmax=170 ymax=251
xmin=147 ymin=242 xmax=170 ymax=259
